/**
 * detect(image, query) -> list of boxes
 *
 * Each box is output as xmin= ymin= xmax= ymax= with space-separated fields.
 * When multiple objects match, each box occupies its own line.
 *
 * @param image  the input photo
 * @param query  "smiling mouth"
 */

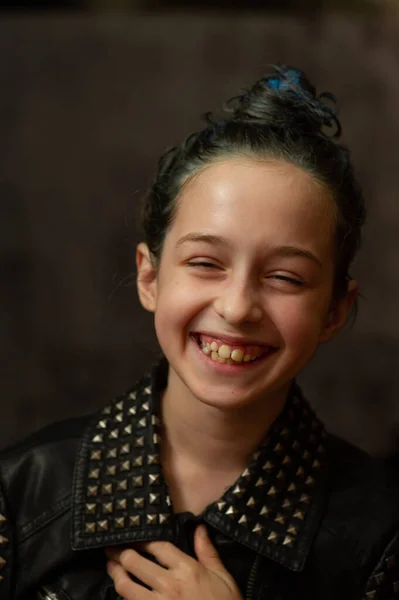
xmin=192 ymin=333 xmax=276 ymax=365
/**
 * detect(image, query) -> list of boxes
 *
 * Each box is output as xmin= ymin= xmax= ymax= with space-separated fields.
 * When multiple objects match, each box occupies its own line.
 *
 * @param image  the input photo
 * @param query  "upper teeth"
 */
xmin=200 ymin=339 xmax=263 ymax=363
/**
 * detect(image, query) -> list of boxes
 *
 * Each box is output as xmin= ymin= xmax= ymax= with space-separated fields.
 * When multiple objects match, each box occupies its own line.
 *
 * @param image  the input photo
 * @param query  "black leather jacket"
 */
xmin=0 ymin=362 xmax=398 ymax=600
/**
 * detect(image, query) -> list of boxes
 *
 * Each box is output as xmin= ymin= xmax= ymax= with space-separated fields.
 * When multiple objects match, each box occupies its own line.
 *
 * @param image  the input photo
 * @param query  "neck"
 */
xmin=160 ymin=367 xmax=290 ymax=475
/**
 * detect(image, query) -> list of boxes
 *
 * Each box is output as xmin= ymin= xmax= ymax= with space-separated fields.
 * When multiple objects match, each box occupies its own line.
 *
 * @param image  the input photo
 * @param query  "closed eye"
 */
xmin=187 ymin=261 xmax=220 ymax=269
xmin=271 ymin=275 xmax=303 ymax=286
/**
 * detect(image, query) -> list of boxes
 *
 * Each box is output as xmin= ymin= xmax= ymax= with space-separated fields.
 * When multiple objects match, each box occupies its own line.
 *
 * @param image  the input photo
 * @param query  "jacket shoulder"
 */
xmin=304 ymin=434 xmax=399 ymax=598
xmin=0 ymin=415 xmax=91 ymax=536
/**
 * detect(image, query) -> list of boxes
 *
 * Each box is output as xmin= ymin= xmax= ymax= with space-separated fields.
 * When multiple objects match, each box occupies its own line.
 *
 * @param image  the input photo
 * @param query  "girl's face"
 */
xmin=137 ymin=158 xmax=356 ymax=410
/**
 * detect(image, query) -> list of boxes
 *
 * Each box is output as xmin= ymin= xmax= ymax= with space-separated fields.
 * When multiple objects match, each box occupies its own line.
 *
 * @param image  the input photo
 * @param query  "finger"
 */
xmin=107 ymin=559 xmax=153 ymax=600
xmin=118 ymin=547 xmax=168 ymax=591
xmin=139 ymin=540 xmax=191 ymax=569
xmin=194 ymin=525 xmax=224 ymax=572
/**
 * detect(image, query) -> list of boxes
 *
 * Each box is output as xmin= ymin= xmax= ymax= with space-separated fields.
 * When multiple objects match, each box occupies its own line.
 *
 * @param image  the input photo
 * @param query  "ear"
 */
xmin=136 ymin=243 xmax=157 ymax=313
xmin=319 ymin=280 xmax=358 ymax=343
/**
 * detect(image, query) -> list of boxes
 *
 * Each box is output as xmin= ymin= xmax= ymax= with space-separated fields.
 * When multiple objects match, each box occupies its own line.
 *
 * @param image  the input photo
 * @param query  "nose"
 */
xmin=213 ymin=276 xmax=263 ymax=325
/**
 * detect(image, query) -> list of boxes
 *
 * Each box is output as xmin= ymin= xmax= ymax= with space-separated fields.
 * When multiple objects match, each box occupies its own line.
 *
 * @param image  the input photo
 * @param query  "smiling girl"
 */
xmin=0 ymin=66 xmax=398 ymax=600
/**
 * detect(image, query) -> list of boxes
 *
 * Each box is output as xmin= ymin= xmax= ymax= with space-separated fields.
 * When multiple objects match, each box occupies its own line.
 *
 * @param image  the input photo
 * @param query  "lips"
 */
xmin=192 ymin=332 xmax=275 ymax=364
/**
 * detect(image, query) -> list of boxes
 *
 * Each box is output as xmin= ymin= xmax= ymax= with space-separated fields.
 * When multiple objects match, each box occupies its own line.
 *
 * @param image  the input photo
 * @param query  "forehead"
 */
xmin=169 ymin=158 xmax=335 ymax=255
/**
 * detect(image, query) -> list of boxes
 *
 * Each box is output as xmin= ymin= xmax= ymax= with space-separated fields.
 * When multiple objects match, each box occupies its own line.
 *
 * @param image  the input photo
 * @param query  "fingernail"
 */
xmin=198 ymin=524 xmax=208 ymax=538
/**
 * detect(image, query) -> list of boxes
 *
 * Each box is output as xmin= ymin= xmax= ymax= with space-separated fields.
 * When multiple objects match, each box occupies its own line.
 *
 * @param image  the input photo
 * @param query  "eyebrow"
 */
xmin=176 ymin=233 xmax=323 ymax=268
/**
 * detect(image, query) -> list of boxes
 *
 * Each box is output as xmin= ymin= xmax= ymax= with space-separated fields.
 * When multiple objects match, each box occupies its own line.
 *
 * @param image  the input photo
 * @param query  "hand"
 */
xmin=105 ymin=524 xmax=243 ymax=600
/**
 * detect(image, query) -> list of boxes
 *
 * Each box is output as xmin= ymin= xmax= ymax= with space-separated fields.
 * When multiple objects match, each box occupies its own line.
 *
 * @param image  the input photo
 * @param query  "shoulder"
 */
xmin=307 ymin=433 xmax=399 ymax=597
xmin=0 ymin=415 xmax=91 ymax=532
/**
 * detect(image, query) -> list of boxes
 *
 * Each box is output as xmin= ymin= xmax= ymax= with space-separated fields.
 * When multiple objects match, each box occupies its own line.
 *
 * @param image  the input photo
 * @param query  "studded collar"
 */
xmin=71 ymin=360 xmax=328 ymax=572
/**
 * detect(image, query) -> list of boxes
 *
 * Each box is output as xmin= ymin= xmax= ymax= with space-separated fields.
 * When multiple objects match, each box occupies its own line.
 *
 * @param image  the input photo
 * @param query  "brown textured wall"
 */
xmin=1 ymin=14 xmax=399 ymax=455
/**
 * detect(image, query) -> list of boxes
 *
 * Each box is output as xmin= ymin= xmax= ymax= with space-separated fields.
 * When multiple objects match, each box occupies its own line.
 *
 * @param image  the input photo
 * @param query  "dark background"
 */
xmin=1 ymin=6 xmax=399 ymax=458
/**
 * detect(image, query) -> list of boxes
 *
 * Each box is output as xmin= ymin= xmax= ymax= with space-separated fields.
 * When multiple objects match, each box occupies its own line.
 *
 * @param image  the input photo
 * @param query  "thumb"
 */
xmin=194 ymin=525 xmax=224 ymax=571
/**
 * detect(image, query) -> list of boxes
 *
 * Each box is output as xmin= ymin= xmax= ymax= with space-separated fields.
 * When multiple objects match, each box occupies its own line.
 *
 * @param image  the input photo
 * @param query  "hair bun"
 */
xmin=230 ymin=65 xmax=341 ymax=138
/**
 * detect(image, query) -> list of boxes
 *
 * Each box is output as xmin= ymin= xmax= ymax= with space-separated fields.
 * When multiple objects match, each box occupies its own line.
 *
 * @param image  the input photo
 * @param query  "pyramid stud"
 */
xmin=116 ymin=498 xmax=127 ymax=510
xmin=242 ymin=467 xmax=251 ymax=478
xmin=232 ymin=485 xmax=245 ymax=497
xmin=123 ymin=425 xmax=133 ymax=436
xmin=238 ymin=515 xmax=248 ymax=524
xmin=144 ymin=386 xmax=151 ymax=395
xmin=129 ymin=406 xmax=137 ymax=415
xmin=148 ymin=454 xmax=160 ymax=465
xmin=120 ymin=460 xmax=131 ymax=472
xmin=109 ymin=429 xmax=119 ymax=440
xmin=159 ymin=513 xmax=170 ymax=524
xmin=263 ymin=461 xmax=274 ymax=471
xmin=292 ymin=441 xmax=300 ymax=451
xmin=0 ymin=536 xmax=9 ymax=546
xmin=149 ymin=474 xmax=161 ymax=486
xmin=129 ymin=391 xmax=136 ymax=400
xmin=274 ymin=514 xmax=285 ymax=525
xmin=92 ymin=434 xmax=103 ymax=443
xmin=129 ymin=515 xmax=140 ymax=527
xmin=90 ymin=450 xmax=102 ymax=461
xmin=102 ymin=502 xmax=113 ymax=514
xmin=303 ymin=450 xmax=311 ymax=460
xmin=87 ymin=486 xmax=98 ymax=497
xmin=115 ymin=517 xmax=125 ymax=529
xmin=300 ymin=494 xmax=310 ymax=504
xmin=294 ymin=510 xmax=304 ymax=520
xmin=305 ymin=476 xmax=315 ymax=486
xmin=120 ymin=444 xmax=130 ymax=455
xmin=133 ymin=456 xmax=144 ymax=467
xmin=85 ymin=522 xmax=96 ymax=534
xmin=247 ymin=497 xmax=256 ymax=507
xmin=115 ymin=412 xmax=123 ymax=423
xmin=134 ymin=497 xmax=145 ymax=509
xmin=88 ymin=469 xmax=100 ymax=479
xmin=133 ymin=476 xmax=144 ymax=487
xmin=281 ymin=428 xmax=290 ymax=437
xmin=149 ymin=493 xmax=161 ymax=505
xmin=138 ymin=418 xmax=147 ymax=428
xmin=283 ymin=535 xmax=294 ymax=547
xmin=288 ymin=483 xmax=296 ymax=493
xmin=252 ymin=523 xmax=263 ymax=534
xmin=147 ymin=514 xmax=158 ymax=525
xmin=116 ymin=400 xmax=124 ymax=410
xmin=102 ymin=406 xmax=112 ymax=415
xmin=135 ymin=437 xmax=145 ymax=448
xmin=153 ymin=433 xmax=161 ymax=445
xmin=108 ymin=448 xmax=118 ymax=458
xmin=277 ymin=470 xmax=285 ymax=480
xmin=226 ymin=506 xmax=238 ymax=517
xmin=97 ymin=520 xmax=109 ymax=532
xmin=102 ymin=484 xmax=113 ymax=495
xmin=274 ymin=443 xmax=283 ymax=453
xmin=152 ymin=415 xmax=161 ymax=426
xmin=97 ymin=420 xmax=107 ymax=429
xmin=256 ymin=477 xmax=266 ymax=488
xmin=106 ymin=465 xmax=117 ymax=477
xmin=283 ymin=456 xmax=291 ymax=466
xmin=365 ymin=593 xmax=377 ymax=599
xmin=283 ymin=499 xmax=292 ymax=510
xmin=312 ymin=459 xmax=321 ymax=469
xmin=260 ymin=506 xmax=269 ymax=516
xmin=288 ymin=526 xmax=298 ymax=536
xmin=142 ymin=401 xmax=150 ymax=411
xmin=267 ymin=486 xmax=277 ymax=497
xmin=253 ymin=451 xmax=261 ymax=460
xmin=268 ymin=531 xmax=278 ymax=543
xmin=0 ymin=557 xmax=6 ymax=570
xmin=117 ymin=479 xmax=128 ymax=491
xmin=296 ymin=467 xmax=304 ymax=477
xmin=217 ymin=501 xmax=226 ymax=512
xmin=85 ymin=503 xmax=96 ymax=514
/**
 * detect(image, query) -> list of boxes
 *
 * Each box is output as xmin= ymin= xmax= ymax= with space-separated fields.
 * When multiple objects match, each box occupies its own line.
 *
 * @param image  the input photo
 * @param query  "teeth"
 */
xmin=198 ymin=336 xmax=265 ymax=364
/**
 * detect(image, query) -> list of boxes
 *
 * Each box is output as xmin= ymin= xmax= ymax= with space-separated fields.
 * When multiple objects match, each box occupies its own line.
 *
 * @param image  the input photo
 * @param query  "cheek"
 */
xmin=270 ymin=295 xmax=330 ymax=347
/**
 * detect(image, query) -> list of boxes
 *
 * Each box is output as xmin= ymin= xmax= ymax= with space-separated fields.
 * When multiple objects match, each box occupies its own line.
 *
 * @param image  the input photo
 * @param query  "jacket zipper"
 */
xmin=245 ymin=554 xmax=262 ymax=600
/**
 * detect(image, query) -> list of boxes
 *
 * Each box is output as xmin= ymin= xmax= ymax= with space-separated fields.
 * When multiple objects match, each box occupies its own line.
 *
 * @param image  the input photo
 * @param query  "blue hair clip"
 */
xmin=267 ymin=68 xmax=302 ymax=91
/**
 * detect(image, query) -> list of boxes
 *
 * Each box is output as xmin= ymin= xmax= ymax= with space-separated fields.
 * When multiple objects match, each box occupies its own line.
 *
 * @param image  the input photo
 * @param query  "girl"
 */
xmin=0 ymin=66 xmax=398 ymax=600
